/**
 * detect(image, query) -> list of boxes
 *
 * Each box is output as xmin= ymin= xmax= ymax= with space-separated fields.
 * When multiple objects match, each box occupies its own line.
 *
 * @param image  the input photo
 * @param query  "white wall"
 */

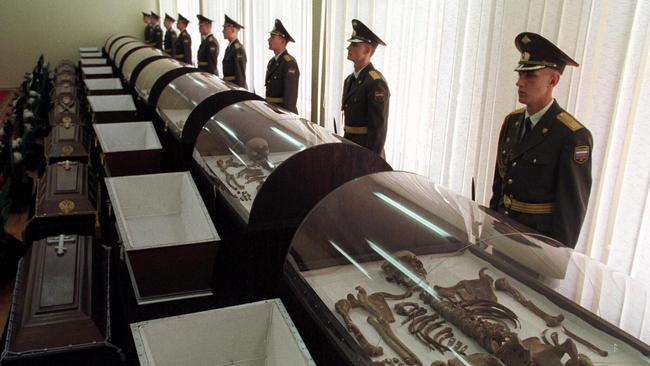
xmin=0 ymin=0 xmax=157 ymax=88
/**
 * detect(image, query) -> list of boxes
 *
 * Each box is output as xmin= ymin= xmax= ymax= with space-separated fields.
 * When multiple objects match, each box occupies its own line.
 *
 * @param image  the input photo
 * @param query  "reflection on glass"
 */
xmin=156 ymin=73 xmax=231 ymax=137
xmin=122 ymin=48 xmax=164 ymax=81
xmin=288 ymin=171 xmax=650 ymax=365
xmin=135 ymin=59 xmax=184 ymax=102
xmin=193 ymin=100 xmax=341 ymax=222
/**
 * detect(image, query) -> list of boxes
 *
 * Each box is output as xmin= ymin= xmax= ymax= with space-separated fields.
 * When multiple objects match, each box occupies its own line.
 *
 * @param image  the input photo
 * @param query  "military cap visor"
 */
xmin=150 ymin=11 xmax=160 ymax=19
xmin=142 ymin=12 xmax=151 ymax=17
xmin=347 ymin=19 xmax=386 ymax=46
xmin=165 ymin=13 xmax=175 ymax=22
xmin=177 ymin=13 xmax=189 ymax=24
xmin=269 ymin=19 xmax=295 ymax=43
xmin=514 ymin=32 xmax=578 ymax=74
xmin=223 ymin=15 xmax=244 ymax=29
xmin=197 ymin=14 xmax=213 ymax=25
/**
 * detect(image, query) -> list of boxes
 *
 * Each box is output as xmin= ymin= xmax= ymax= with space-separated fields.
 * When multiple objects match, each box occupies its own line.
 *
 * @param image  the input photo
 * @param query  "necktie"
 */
xmin=521 ymin=117 xmax=532 ymax=142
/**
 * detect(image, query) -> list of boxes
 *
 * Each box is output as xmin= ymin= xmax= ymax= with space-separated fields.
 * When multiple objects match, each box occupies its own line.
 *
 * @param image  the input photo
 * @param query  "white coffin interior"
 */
xmin=94 ymin=121 xmax=161 ymax=153
xmin=131 ymin=299 xmax=314 ymax=366
xmin=106 ymin=172 xmax=219 ymax=250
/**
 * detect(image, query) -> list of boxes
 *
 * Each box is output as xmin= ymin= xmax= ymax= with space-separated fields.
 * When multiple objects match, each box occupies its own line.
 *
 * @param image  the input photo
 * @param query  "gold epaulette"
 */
xmin=234 ymin=42 xmax=241 ymax=49
xmin=556 ymin=112 xmax=584 ymax=132
xmin=368 ymin=70 xmax=382 ymax=80
xmin=507 ymin=107 xmax=526 ymax=117
xmin=283 ymin=54 xmax=293 ymax=62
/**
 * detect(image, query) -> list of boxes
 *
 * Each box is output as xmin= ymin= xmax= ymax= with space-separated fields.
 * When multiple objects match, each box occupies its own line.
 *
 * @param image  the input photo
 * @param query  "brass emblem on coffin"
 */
xmin=62 ymin=116 xmax=72 ymax=126
xmin=62 ymin=95 xmax=71 ymax=105
xmin=61 ymin=145 xmax=74 ymax=156
xmin=58 ymin=200 xmax=75 ymax=214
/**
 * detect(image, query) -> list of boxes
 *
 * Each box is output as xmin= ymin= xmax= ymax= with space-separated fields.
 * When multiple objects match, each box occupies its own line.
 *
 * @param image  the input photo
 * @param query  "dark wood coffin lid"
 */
xmin=5 ymin=235 xmax=104 ymax=353
xmin=44 ymin=123 xmax=88 ymax=160
xmin=34 ymin=162 xmax=96 ymax=218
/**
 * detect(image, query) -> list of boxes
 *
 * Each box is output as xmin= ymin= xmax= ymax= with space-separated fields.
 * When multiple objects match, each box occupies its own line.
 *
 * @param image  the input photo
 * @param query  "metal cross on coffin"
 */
xmin=47 ymin=234 xmax=75 ymax=256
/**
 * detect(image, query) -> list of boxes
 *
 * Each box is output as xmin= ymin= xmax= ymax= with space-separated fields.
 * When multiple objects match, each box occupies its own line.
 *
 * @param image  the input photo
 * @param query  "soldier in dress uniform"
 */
xmin=221 ymin=15 xmax=247 ymax=88
xmin=174 ymin=13 xmax=192 ymax=64
xmin=341 ymin=19 xmax=390 ymax=157
xmin=196 ymin=14 xmax=220 ymax=75
xmin=142 ymin=12 xmax=153 ymax=44
xmin=489 ymin=32 xmax=593 ymax=248
xmin=265 ymin=19 xmax=300 ymax=114
xmin=150 ymin=11 xmax=163 ymax=50
xmin=163 ymin=13 xmax=177 ymax=57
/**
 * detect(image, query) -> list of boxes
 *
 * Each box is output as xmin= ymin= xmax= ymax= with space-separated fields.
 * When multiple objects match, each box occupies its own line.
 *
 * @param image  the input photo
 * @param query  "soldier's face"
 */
xmin=346 ymin=42 xmax=370 ymax=62
xmin=177 ymin=22 xmax=187 ymax=31
xmin=199 ymin=23 xmax=211 ymax=35
xmin=143 ymin=16 xmax=151 ymax=24
xmin=516 ymin=69 xmax=558 ymax=105
xmin=164 ymin=19 xmax=173 ymax=28
xmin=222 ymin=25 xmax=235 ymax=39
xmin=268 ymin=34 xmax=285 ymax=52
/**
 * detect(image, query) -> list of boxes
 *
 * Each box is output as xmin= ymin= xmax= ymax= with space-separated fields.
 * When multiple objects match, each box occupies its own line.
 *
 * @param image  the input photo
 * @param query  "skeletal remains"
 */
xmin=334 ymin=250 xmax=608 ymax=365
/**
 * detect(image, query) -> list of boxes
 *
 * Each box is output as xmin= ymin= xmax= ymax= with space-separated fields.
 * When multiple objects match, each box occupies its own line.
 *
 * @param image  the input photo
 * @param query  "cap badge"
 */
xmin=522 ymin=35 xmax=531 ymax=44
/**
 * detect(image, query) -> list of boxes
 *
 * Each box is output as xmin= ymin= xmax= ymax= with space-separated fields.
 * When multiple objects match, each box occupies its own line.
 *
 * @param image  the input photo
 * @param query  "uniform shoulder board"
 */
xmin=556 ymin=112 xmax=584 ymax=132
xmin=234 ymin=42 xmax=241 ymax=49
xmin=368 ymin=70 xmax=382 ymax=80
xmin=283 ymin=54 xmax=293 ymax=62
xmin=507 ymin=107 xmax=526 ymax=117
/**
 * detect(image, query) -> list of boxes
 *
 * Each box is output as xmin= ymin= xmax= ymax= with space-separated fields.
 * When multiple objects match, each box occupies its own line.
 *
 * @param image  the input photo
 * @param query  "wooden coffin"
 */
xmin=50 ymin=93 xmax=80 ymax=117
xmin=87 ymin=95 xmax=137 ymax=123
xmin=106 ymin=172 xmax=219 ymax=304
xmin=49 ymin=112 xmax=84 ymax=127
xmin=93 ymin=121 xmax=161 ymax=176
xmin=130 ymin=299 xmax=314 ymax=366
xmin=0 ymin=235 xmax=119 ymax=365
xmin=28 ymin=161 xmax=97 ymax=240
xmin=81 ymin=66 xmax=114 ymax=79
xmin=83 ymin=78 xmax=124 ymax=96
xmin=44 ymin=122 xmax=89 ymax=164
xmin=51 ymin=81 xmax=77 ymax=99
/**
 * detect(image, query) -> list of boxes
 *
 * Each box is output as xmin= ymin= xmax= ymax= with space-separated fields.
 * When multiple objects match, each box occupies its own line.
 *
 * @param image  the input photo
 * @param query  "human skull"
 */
xmin=246 ymin=137 xmax=269 ymax=162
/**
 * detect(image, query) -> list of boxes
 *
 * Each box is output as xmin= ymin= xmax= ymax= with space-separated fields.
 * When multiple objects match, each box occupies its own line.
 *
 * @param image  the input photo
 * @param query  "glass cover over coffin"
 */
xmin=109 ymin=38 xmax=138 ymax=61
xmin=193 ymin=100 xmax=341 ymax=222
xmin=156 ymin=72 xmax=234 ymax=138
xmin=114 ymin=41 xmax=146 ymax=68
xmin=121 ymin=47 xmax=164 ymax=82
xmin=134 ymin=58 xmax=185 ymax=102
xmin=288 ymin=171 xmax=650 ymax=365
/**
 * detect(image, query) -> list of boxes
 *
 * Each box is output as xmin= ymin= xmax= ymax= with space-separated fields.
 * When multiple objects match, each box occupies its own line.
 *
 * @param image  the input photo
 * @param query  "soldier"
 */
xmin=265 ymin=19 xmax=299 ymax=113
xmin=174 ymin=13 xmax=192 ymax=64
xmin=150 ymin=11 xmax=163 ymax=50
xmin=489 ymin=32 xmax=593 ymax=248
xmin=163 ymin=13 xmax=177 ymax=57
xmin=142 ymin=12 xmax=153 ymax=44
xmin=221 ymin=15 xmax=247 ymax=88
xmin=196 ymin=14 xmax=219 ymax=75
xmin=341 ymin=19 xmax=390 ymax=157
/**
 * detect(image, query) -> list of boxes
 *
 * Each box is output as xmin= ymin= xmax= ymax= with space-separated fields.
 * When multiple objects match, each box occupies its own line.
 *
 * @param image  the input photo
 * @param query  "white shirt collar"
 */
xmin=274 ymin=49 xmax=286 ymax=61
xmin=353 ymin=64 xmax=370 ymax=79
xmin=525 ymin=99 xmax=554 ymax=127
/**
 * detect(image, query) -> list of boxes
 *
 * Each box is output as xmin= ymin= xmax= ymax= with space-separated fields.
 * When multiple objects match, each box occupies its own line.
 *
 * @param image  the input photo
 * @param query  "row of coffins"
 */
xmin=1 ymin=53 xmax=122 ymax=365
xmin=3 ymin=33 xmax=648 ymax=366
xmin=98 ymin=34 xmax=650 ymax=366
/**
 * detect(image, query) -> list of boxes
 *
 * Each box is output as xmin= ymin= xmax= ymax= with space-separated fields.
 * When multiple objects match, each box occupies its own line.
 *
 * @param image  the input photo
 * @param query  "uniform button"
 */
xmin=512 ymin=162 xmax=517 ymax=167
xmin=505 ymin=211 xmax=509 ymax=215
xmin=502 ymin=150 xmax=506 ymax=154
xmin=506 ymin=137 xmax=510 ymax=142
xmin=507 ymin=179 xmax=513 ymax=184
xmin=533 ymin=158 xmax=537 ymax=164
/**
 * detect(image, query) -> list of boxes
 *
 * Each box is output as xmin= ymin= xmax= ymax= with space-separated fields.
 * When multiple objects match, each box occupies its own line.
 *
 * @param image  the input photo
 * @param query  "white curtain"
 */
xmin=320 ymin=0 xmax=650 ymax=340
xmin=168 ymin=0 xmax=312 ymax=118
xmin=159 ymin=0 xmax=201 ymax=66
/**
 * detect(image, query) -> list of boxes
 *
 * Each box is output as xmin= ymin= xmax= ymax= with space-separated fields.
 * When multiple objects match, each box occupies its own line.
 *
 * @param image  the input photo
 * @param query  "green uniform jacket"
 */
xmin=197 ymin=34 xmax=219 ymax=75
xmin=222 ymin=39 xmax=247 ymax=88
xmin=144 ymin=24 xmax=153 ymax=43
xmin=489 ymin=100 xmax=593 ymax=248
xmin=341 ymin=63 xmax=390 ymax=155
xmin=152 ymin=24 xmax=163 ymax=50
xmin=174 ymin=30 xmax=192 ymax=64
xmin=163 ymin=28 xmax=177 ymax=57
xmin=265 ymin=50 xmax=299 ymax=114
